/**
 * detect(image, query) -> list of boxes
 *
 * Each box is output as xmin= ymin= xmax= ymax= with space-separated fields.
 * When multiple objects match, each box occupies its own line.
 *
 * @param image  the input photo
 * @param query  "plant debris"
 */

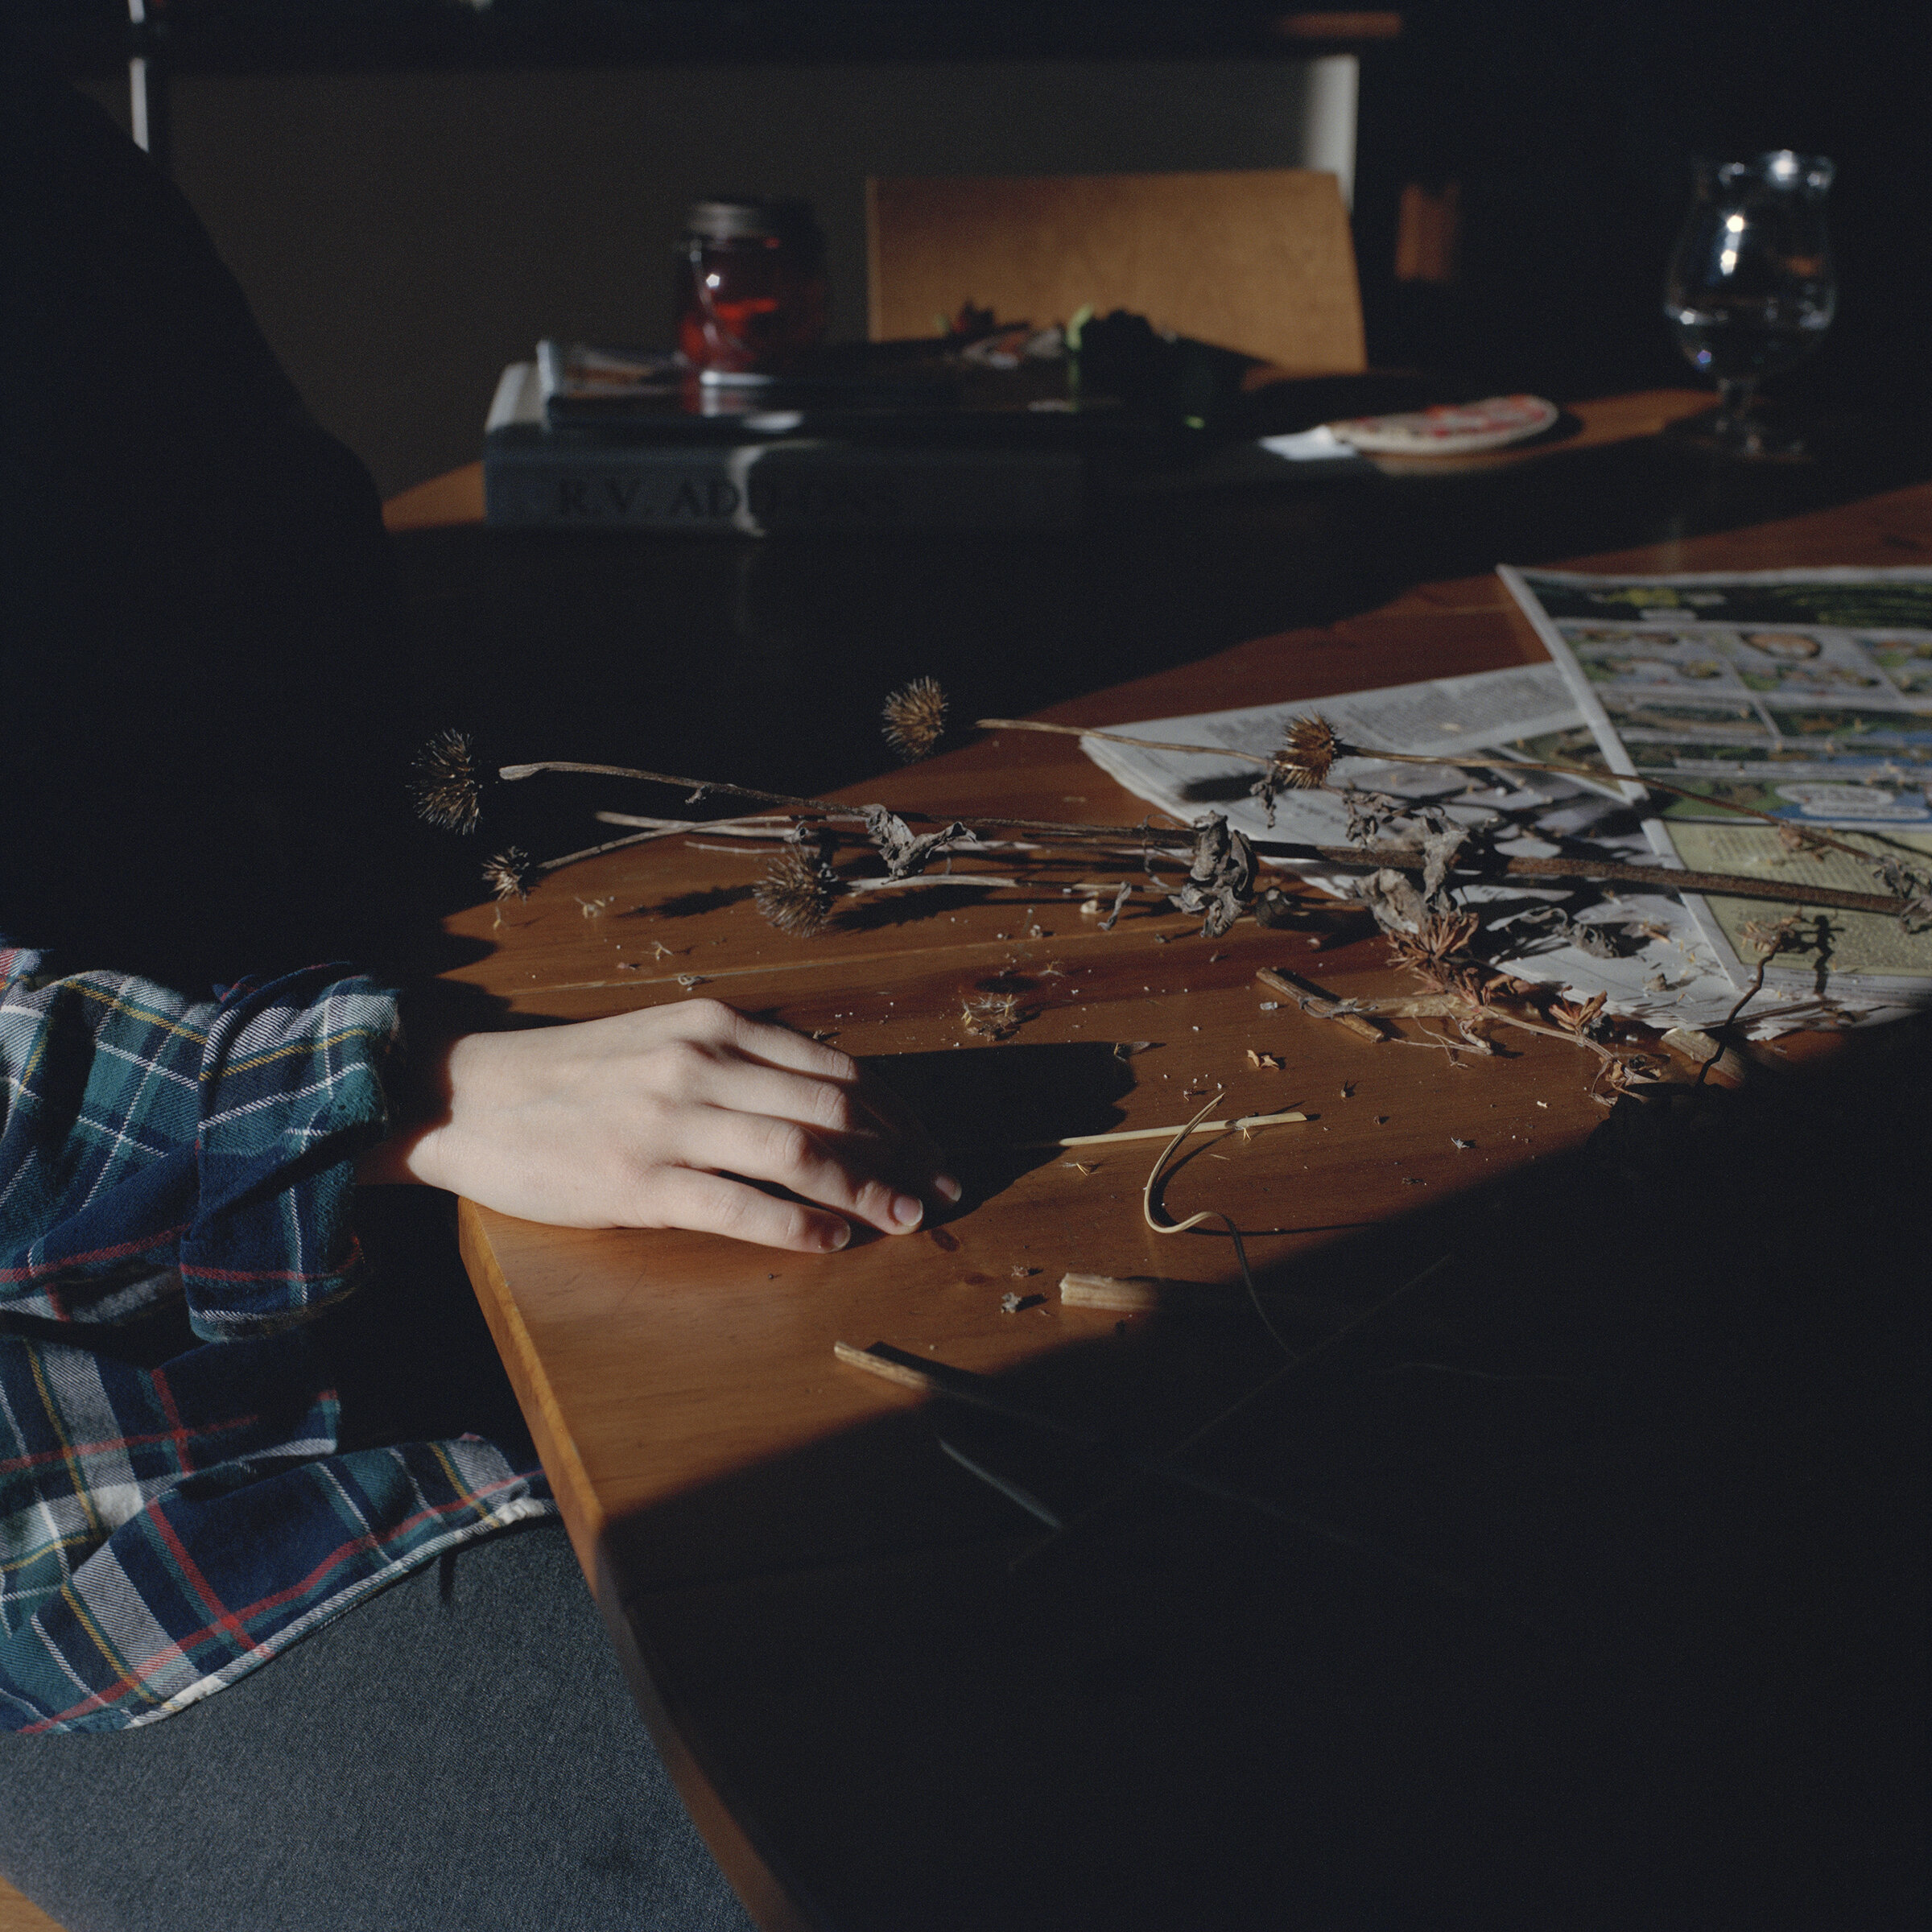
xmin=754 ymin=841 xmax=840 ymax=937
xmin=861 ymin=806 xmax=971 ymax=879
xmin=1167 ymin=815 xmax=1258 ymax=938
xmin=881 ymin=676 xmax=949 ymax=761
xmin=410 ymin=728 xmax=483 ymax=834
xmin=1872 ymin=857 xmax=1932 ymax=933
xmin=963 ymin=993 xmax=1024 ymax=1039
xmin=482 ymin=846 xmax=534 ymax=902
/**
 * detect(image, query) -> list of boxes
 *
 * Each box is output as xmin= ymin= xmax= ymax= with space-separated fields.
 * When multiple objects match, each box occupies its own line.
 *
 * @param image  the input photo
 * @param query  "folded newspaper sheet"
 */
xmin=1501 ymin=565 xmax=1932 ymax=1009
xmin=1079 ymin=658 xmax=1908 ymax=1034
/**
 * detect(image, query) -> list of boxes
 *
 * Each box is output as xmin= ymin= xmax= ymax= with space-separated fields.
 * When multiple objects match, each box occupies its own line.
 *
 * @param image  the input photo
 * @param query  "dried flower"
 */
xmin=1272 ymin=714 xmax=1341 ymax=791
xmin=881 ymin=677 xmax=949 ymax=761
xmin=754 ymin=845 xmax=838 ymax=937
xmin=410 ymin=728 xmax=482 ymax=834
xmin=1740 ymin=915 xmax=1803 ymax=959
xmin=481 ymin=846 xmax=534 ymax=902
xmin=1551 ymin=991 xmax=1608 ymax=1038
xmin=1385 ymin=908 xmax=1481 ymax=992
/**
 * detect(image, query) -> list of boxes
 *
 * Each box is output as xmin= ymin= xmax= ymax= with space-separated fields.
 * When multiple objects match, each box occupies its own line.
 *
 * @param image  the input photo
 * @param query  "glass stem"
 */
xmin=1715 ymin=375 xmax=1759 ymax=440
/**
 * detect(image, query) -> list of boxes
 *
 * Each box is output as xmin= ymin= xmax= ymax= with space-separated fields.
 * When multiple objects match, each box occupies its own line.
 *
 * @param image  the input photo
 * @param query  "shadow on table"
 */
xmin=595 ymin=1025 xmax=1930 ymax=1932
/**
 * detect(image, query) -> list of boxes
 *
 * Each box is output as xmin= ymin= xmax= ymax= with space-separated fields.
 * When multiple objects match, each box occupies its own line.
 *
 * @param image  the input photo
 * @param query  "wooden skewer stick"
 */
xmin=1013 ymin=1108 xmax=1307 ymax=1150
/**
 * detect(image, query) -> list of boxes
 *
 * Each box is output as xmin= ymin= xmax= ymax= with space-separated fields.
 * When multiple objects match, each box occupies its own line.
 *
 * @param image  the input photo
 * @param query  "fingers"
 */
xmin=653 ymin=1167 xmax=857 ymax=1254
xmin=691 ymin=1108 xmax=931 ymax=1237
xmin=663 ymin=1006 xmax=959 ymax=1204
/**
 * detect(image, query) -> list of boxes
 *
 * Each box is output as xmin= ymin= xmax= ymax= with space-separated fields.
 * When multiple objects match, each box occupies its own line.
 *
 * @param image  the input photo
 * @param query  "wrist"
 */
xmin=355 ymin=1026 xmax=471 ymax=1191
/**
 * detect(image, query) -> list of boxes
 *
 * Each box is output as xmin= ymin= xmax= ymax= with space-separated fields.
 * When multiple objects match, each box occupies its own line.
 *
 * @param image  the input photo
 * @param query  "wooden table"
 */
xmin=441 ymin=481 xmax=1931 ymax=1930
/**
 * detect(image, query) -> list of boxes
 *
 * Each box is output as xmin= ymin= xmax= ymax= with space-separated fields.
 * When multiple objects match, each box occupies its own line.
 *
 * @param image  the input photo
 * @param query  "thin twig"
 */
xmin=534 ymin=829 xmax=660 ymax=873
xmin=514 ymin=759 xmax=1901 ymax=919
xmin=976 ymin=716 xmax=1882 ymax=865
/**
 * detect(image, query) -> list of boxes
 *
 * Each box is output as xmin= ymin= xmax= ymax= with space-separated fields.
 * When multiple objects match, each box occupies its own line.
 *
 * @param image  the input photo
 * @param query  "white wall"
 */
xmin=84 ymin=59 xmax=1349 ymax=497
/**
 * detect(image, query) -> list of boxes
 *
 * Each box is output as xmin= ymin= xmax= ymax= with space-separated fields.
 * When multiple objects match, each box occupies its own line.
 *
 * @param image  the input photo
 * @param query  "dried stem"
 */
xmin=508 ymin=761 xmax=1901 ymax=919
xmin=977 ymin=716 xmax=1880 ymax=865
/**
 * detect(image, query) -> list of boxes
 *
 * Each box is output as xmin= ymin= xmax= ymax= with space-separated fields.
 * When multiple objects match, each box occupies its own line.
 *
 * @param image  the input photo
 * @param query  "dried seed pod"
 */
xmin=881 ymin=676 xmax=948 ymax=762
xmin=1272 ymin=714 xmax=1341 ymax=791
xmin=754 ymin=845 xmax=838 ymax=937
xmin=481 ymin=845 xmax=535 ymax=901
xmin=410 ymin=728 xmax=483 ymax=834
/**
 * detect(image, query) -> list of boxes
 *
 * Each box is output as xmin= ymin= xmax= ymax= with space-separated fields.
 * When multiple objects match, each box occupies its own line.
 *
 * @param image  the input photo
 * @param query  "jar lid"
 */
xmin=685 ymin=197 xmax=819 ymax=242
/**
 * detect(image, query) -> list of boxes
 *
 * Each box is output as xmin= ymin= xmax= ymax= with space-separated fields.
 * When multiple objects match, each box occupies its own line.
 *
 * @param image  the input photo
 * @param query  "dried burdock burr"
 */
xmin=753 ymin=844 xmax=839 ymax=937
xmin=1272 ymin=714 xmax=1342 ymax=791
xmin=881 ymin=677 xmax=948 ymax=761
xmin=482 ymin=846 xmax=535 ymax=902
xmin=410 ymin=728 xmax=483 ymax=834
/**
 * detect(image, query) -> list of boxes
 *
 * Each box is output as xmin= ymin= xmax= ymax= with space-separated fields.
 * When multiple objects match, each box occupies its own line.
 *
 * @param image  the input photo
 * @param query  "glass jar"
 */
xmin=676 ymin=198 xmax=828 ymax=382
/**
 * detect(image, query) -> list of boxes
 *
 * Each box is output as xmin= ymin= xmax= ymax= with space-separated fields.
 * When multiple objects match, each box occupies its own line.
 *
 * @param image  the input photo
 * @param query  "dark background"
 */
xmin=17 ymin=0 xmax=1931 ymax=498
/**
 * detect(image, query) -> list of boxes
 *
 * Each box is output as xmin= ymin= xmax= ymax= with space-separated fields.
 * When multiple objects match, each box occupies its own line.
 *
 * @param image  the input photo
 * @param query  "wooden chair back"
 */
xmin=865 ymin=168 xmax=1366 ymax=374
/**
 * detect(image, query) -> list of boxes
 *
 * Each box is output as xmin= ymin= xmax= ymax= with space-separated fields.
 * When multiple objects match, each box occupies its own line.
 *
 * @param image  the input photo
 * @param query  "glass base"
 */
xmin=1662 ymin=405 xmax=1814 ymax=461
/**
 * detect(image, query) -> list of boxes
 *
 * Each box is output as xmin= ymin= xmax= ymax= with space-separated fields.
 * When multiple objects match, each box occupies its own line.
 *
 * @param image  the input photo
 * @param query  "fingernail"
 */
xmin=934 ymin=1173 xmax=963 ymax=1204
xmin=890 ymin=1192 xmax=925 ymax=1228
xmin=822 ymin=1220 xmax=852 ymax=1252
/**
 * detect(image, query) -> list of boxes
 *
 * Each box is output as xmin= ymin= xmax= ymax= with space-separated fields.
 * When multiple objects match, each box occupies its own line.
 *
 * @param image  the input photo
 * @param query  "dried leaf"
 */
xmin=1873 ymin=857 xmax=1932 ymax=933
xmin=1246 ymin=1049 xmax=1286 ymax=1071
xmin=861 ymin=806 xmax=970 ymax=880
xmin=1420 ymin=824 xmax=1469 ymax=901
xmin=1166 ymin=814 xmax=1259 ymax=939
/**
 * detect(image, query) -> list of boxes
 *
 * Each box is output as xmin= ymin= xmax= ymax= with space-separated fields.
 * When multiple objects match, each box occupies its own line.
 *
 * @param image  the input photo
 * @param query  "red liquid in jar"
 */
xmin=677 ymin=200 xmax=827 ymax=379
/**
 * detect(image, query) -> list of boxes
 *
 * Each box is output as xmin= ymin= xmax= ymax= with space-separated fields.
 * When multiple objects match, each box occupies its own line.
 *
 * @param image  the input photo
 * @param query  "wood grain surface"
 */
xmin=445 ymin=478 xmax=1932 ymax=1930
xmin=0 ymin=1880 xmax=65 ymax=1932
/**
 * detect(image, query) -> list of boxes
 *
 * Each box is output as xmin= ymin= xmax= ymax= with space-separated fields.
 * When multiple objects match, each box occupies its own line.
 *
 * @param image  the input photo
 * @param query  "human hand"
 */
xmin=361 ymin=998 xmax=959 ymax=1253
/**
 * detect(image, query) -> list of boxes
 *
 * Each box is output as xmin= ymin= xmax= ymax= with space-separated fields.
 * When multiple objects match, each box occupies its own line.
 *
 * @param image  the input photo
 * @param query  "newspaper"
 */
xmin=1501 ymin=565 xmax=1932 ymax=1005
xmin=1075 ymin=663 xmax=1879 ymax=1033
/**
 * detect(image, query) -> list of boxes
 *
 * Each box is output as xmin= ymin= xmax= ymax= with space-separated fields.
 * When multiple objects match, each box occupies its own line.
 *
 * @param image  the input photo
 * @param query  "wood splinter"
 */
xmin=832 ymin=1340 xmax=939 ymax=1393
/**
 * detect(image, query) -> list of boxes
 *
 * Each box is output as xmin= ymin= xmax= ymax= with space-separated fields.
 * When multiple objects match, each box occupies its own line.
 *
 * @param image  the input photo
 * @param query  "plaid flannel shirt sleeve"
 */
xmin=0 ymin=949 xmax=398 ymax=1334
xmin=0 ymin=949 xmax=555 ymax=1732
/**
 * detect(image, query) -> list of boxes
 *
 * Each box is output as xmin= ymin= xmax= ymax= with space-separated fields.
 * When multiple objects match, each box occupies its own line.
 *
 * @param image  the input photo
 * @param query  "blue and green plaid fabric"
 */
xmin=0 ymin=950 xmax=552 ymax=1732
